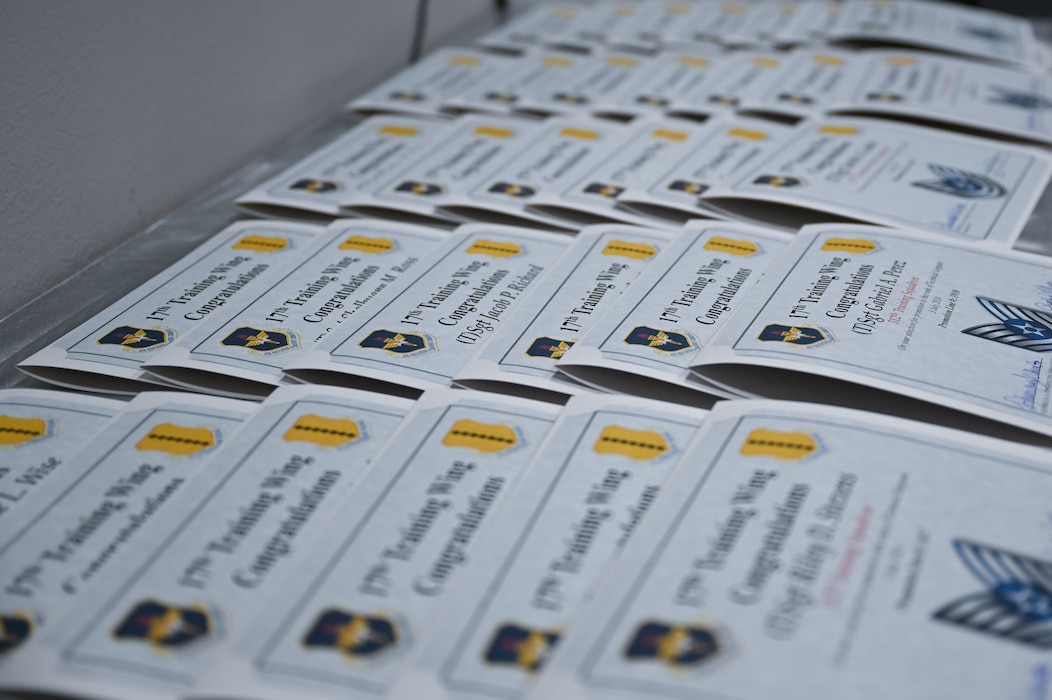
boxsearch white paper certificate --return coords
[1,386,412,700]
[285,225,570,393]
[556,222,792,404]
[0,392,253,670]
[532,398,1052,700]
[693,224,1052,438]
[18,220,323,394]
[190,389,560,700]
[142,220,445,399]
[455,225,673,400]
[0,389,124,522]
[701,117,1052,244]
[389,394,707,700]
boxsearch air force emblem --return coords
[526,337,574,359]
[777,93,814,105]
[289,179,339,194]
[98,326,174,352]
[911,164,1006,199]
[489,182,537,198]
[635,95,669,107]
[553,92,589,105]
[624,326,698,356]
[221,327,300,355]
[624,621,722,668]
[668,179,707,196]
[358,329,437,357]
[758,324,834,348]
[484,91,518,104]
[395,181,444,196]
[961,297,1052,353]
[753,175,803,188]
[583,182,625,199]
[389,90,425,102]
[112,600,214,650]
[303,609,401,660]
[484,624,560,672]
[933,539,1052,649]
[0,613,33,656]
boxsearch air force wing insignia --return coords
[483,623,561,672]
[583,182,625,199]
[0,415,52,446]
[624,326,698,356]
[0,613,33,656]
[961,297,1052,353]
[302,609,401,660]
[112,600,214,650]
[98,326,174,352]
[290,179,339,194]
[594,425,672,461]
[988,87,1052,110]
[488,182,537,198]
[777,93,815,105]
[388,90,426,102]
[932,539,1052,649]
[758,324,835,348]
[753,175,804,188]
[635,95,670,107]
[395,181,444,196]
[526,337,574,359]
[442,419,521,453]
[484,91,518,104]
[553,92,589,105]
[740,428,820,461]
[865,92,903,102]
[668,179,707,196]
[911,164,1006,199]
[221,327,300,355]
[358,329,437,357]
[284,414,363,448]
[624,620,722,669]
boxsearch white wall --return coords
[0,0,494,320]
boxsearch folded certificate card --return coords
[692,224,1052,440]
[1,386,412,700]
[455,225,673,400]
[688,1,790,48]
[0,392,253,669]
[141,220,445,399]
[557,222,792,404]
[438,117,631,230]
[829,50,1052,146]
[473,4,596,54]
[700,117,1052,244]
[191,389,560,700]
[343,116,548,227]
[616,117,796,223]
[526,119,713,228]
[236,115,452,220]
[772,0,843,46]
[591,48,728,120]
[388,394,707,700]
[19,220,323,394]
[285,224,570,394]
[512,51,657,119]
[347,47,523,118]
[827,0,1042,70]
[667,51,795,119]
[532,398,1052,700]
[739,49,856,121]
[0,389,123,522]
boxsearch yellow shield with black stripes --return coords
[232,235,290,253]
[443,419,520,453]
[284,414,363,448]
[739,429,818,461]
[594,425,670,460]
[136,423,217,456]
[703,237,760,257]
[603,240,658,260]
[339,235,397,254]
[0,415,49,446]
[820,238,880,254]
[466,240,523,258]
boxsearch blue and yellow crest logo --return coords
[98,326,174,352]
[221,327,299,355]
[988,87,1052,110]
[0,613,33,656]
[388,90,425,102]
[758,324,834,348]
[484,623,561,672]
[753,175,803,188]
[777,93,814,105]
[624,326,697,355]
[489,182,537,198]
[635,95,669,107]
[484,91,518,103]
[395,181,444,196]
[526,337,574,359]
[583,182,625,199]
[290,179,339,194]
[553,92,589,104]
[359,329,436,356]
[707,94,739,107]
[303,609,400,659]
[624,620,722,668]
[911,164,1006,199]
[112,600,213,650]
[669,179,707,196]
